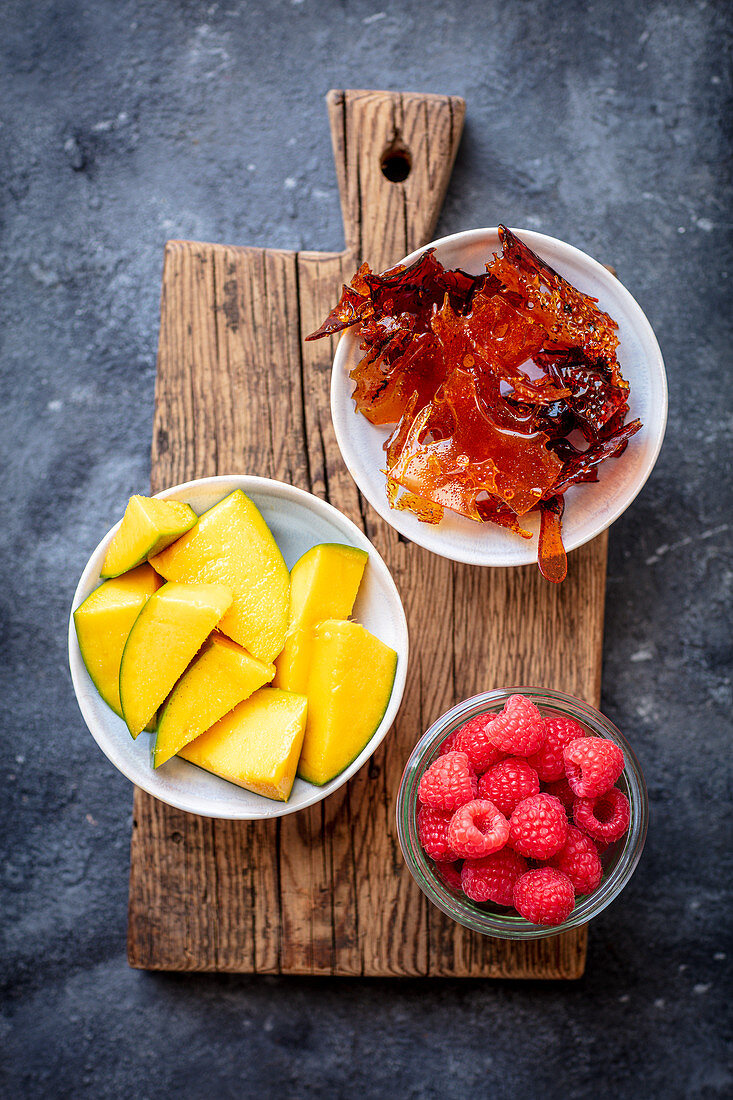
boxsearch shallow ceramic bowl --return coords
[331,227,668,566]
[69,475,408,819]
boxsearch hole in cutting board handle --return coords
[381,142,411,183]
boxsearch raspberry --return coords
[438,729,461,755]
[550,825,603,895]
[564,736,624,798]
[541,777,575,809]
[450,714,505,772]
[488,694,546,757]
[447,799,509,859]
[417,806,459,862]
[513,867,575,926]
[527,715,587,782]
[461,849,528,905]
[509,793,568,860]
[573,787,630,843]
[478,758,540,816]
[434,860,463,893]
[418,751,477,813]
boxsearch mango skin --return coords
[74,563,161,716]
[180,687,308,802]
[101,495,196,578]
[153,634,275,767]
[119,580,232,738]
[150,490,290,664]
[274,543,368,694]
[297,619,397,786]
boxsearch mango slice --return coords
[119,581,232,738]
[297,620,398,786]
[101,495,197,578]
[180,687,308,802]
[153,634,275,767]
[74,563,161,716]
[273,543,368,694]
[150,490,290,663]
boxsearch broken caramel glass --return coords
[308,227,641,581]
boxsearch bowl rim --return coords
[330,225,668,566]
[396,686,648,939]
[68,473,409,820]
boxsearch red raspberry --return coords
[527,715,587,782]
[541,777,575,809]
[509,793,568,860]
[451,714,505,772]
[550,825,603,895]
[478,758,540,816]
[513,867,575,926]
[447,799,509,859]
[417,806,459,862]
[418,751,477,813]
[434,860,463,893]
[438,729,461,755]
[573,787,630,843]
[487,694,546,756]
[461,849,528,905]
[564,736,624,797]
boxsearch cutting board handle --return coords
[327,89,466,272]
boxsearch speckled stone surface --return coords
[2,1,731,1096]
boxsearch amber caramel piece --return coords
[488,226,621,369]
[389,369,562,518]
[538,498,568,583]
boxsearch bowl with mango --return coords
[69,475,408,819]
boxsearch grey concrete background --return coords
[2,0,731,1096]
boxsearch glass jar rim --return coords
[396,686,648,940]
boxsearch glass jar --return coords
[396,687,648,939]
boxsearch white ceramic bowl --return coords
[331,227,668,566]
[68,475,408,819]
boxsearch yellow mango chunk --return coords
[153,634,275,767]
[150,490,290,663]
[297,620,397,786]
[274,543,368,694]
[101,495,197,578]
[74,563,161,716]
[119,581,232,738]
[180,687,308,802]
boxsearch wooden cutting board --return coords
[128,89,605,978]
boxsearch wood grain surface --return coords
[128,89,605,978]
